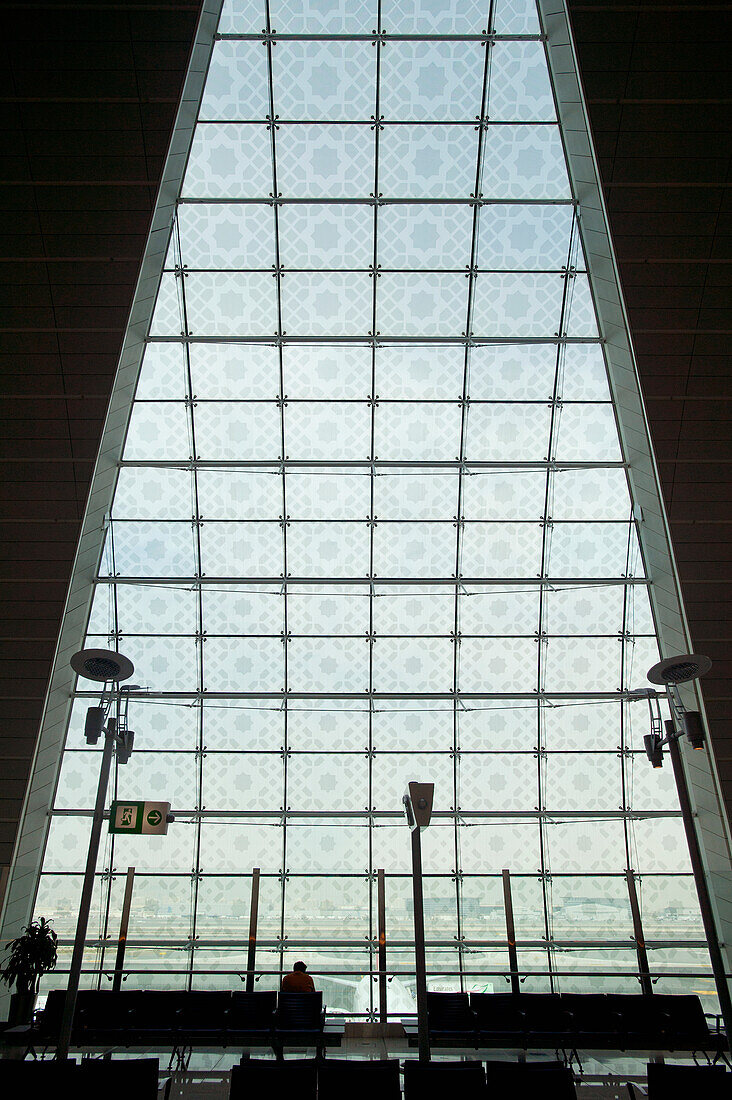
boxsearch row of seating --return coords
[419,992,725,1053]
[38,989,342,1049]
[1,1056,729,1100]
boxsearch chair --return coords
[646,1061,730,1099]
[176,990,231,1041]
[469,993,526,1046]
[318,1058,401,1100]
[426,992,478,1045]
[485,1060,577,1099]
[78,1057,160,1100]
[227,990,277,1042]
[516,993,568,1046]
[559,993,619,1047]
[403,1059,487,1100]
[230,1057,317,1100]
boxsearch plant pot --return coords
[8,991,36,1027]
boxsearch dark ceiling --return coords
[0,1,730,881]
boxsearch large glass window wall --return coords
[33,0,715,1017]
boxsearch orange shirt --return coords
[281,970,315,993]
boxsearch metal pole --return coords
[667,724,732,1053]
[502,869,521,995]
[377,868,387,1024]
[625,868,653,997]
[245,867,260,993]
[112,867,135,993]
[56,719,117,1060]
[410,828,430,1062]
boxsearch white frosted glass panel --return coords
[374,521,457,578]
[287,708,369,751]
[376,346,465,400]
[116,750,198,809]
[378,273,469,337]
[543,637,622,693]
[547,522,635,578]
[203,702,284,750]
[544,752,620,812]
[553,403,622,462]
[461,472,546,521]
[164,272,278,336]
[638,876,702,932]
[372,706,452,751]
[382,0,491,34]
[90,581,199,636]
[625,750,680,812]
[378,205,474,271]
[284,877,370,933]
[458,704,540,751]
[104,522,196,577]
[386,875,458,937]
[285,402,372,460]
[372,589,455,636]
[372,823,455,874]
[481,126,570,199]
[288,636,370,692]
[282,272,373,335]
[631,816,693,874]
[283,345,371,399]
[477,204,574,270]
[458,752,537,811]
[136,341,187,400]
[203,586,283,635]
[459,821,542,874]
[380,41,485,121]
[551,467,630,521]
[460,521,542,576]
[276,125,374,198]
[544,819,627,873]
[204,752,284,810]
[459,637,537,692]
[463,403,552,461]
[373,474,458,521]
[199,823,283,873]
[96,635,198,692]
[176,204,276,269]
[543,583,625,636]
[287,520,370,576]
[183,124,272,199]
[34,875,107,941]
[113,467,193,520]
[199,521,283,576]
[285,473,370,520]
[273,41,376,121]
[542,702,622,752]
[205,636,284,691]
[550,876,632,939]
[459,588,539,635]
[373,637,455,692]
[565,274,599,337]
[287,754,369,811]
[194,402,281,460]
[54,751,100,810]
[196,875,282,937]
[472,273,565,336]
[127,699,200,751]
[198,41,270,121]
[286,823,369,873]
[268,0,377,34]
[286,587,371,636]
[278,205,374,269]
[372,752,454,810]
[379,126,479,198]
[488,41,556,122]
[125,402,190,460]
[376,402,463,461]
[189,344,280,399]
[467,343,558,401]
[561,343,611,400]
[494,0,541,33]
[197,471,281,521]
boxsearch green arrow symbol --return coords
[146,809,162,826]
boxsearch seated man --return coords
[281,960,315,993]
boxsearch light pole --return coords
[403,781,434,1062]
[639,653,732,1055]
[56,648,135,1061]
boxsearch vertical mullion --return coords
[535,211,579,993]
[451,5,495,993]
[174,213,205,990]
[263,2,288,981]
[368,3,382,1021]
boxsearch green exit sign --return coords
[109,800,170,835]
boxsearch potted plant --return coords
[0,917,58,1025]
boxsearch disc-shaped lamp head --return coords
[70,648,134,683]
[647,653,711,686]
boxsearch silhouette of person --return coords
[281,960,315,993]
